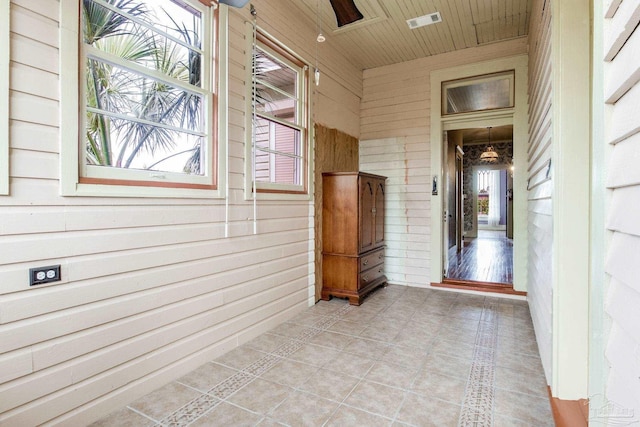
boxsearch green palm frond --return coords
[83,0,206,175]
[83,0,148,44]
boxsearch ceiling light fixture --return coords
[480,127,499,162]
[314,0,323,85]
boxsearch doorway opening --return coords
[443,126,514,286]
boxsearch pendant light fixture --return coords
[314,0,325,86]
[480,127,499,162]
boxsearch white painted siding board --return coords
[605,23,640,103]
[0,348,32,384]
[10,4,59,49]
[29,291,229,371]
[526,0,553,385]
[606,279,640,344]
[361,136,431,287]
[609,80,640,144]
[606,232,640,295]
[60,230,308,282]
[604,0,640,61]
[0,249,309,324]
[607,187,640,237]
[9,120,59,153]
[10,91,58,127]
[10,32,59,74]
[10,149,58,180]
[0,208,66,235]
[12,0,59,18]
[605,0,623,18]
[604,322,640,413]
[10,61,58,101]
[0,280,305,415]
[607,130,640,188]
[0,291,307,426]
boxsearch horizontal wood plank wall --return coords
[604,0,640,419]
[0,0,362,425]
[526,0,553,385]
[359,37,528,288]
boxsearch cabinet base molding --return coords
[320,277,387,305]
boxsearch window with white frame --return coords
[249,33,308,195]
[61,0,222,197]
[442,71,515,115]
[0,0,9,195]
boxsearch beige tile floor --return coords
[91,285,553,426]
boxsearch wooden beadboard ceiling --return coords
[294,0,532,70]
[461,125,513,145]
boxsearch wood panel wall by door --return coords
[314,124,359,301]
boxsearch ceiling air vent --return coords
[407,12,442,29]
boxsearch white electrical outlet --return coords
[29,265,61,286]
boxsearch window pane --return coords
[254,49,297,98]
[86,112,204,175]
[85,58,204,172]
[249,33,307,194]
[255,150,301,185]
[255,83,296,119]
[83,0,203,88]
[253,118,301,185]
[443,74,513,114]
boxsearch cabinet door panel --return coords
[359,179,375,253]
[374,180,385,246]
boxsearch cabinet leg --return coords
[348,296,361,306]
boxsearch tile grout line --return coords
[457,299,499,427]
[154,303,355,426]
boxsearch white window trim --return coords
[60,0,227,198]
[0,0,9,195]
[244,26,312,201]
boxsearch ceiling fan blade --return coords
[329,0,364,27]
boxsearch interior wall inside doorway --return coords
[446,131,464,250]
[456,127,514,238]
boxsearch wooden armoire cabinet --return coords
[321,172,387,305]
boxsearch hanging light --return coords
[314,0,324,86]
[480,127,499,162]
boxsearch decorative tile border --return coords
[157,303,354,426]
[458,300,499,426]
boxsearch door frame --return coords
[430,55,529,292]
[455,148,464,251]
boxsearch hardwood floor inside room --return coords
[446,230,513,284]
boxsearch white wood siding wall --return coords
[359,38,528,287]
[603,0,640,416]
[526,0,553,384]
[0,0,361,425]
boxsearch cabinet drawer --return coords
[359,265,385,288]
[360,249,384,271]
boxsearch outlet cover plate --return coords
[29,265,61,286]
